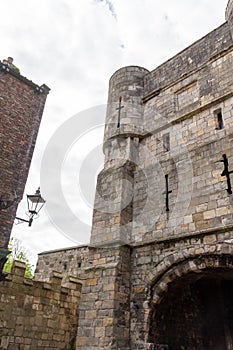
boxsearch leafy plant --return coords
[3,237,34,278]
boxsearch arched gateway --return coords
[147,251,233,349]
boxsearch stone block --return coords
[0,336,10,349]
[203,234,217,244]
[11,261,26,277]
[203,209,216,219]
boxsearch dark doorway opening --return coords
[149,271,233,350]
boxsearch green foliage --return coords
[3,237,34,278]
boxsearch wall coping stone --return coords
[38,244,89,256]
[144,23,233,97]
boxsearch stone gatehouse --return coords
[2,1,233,349]
[35,1,233,349]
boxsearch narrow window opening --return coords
[163,133,170,152]
[215,109,224,130]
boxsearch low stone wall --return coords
[35,245,89,283]
[0,260,82,350]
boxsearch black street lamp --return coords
[16,188,45,226]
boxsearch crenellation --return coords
[144,23,233,98]
[0,260,82,349]
[34,245,89,283]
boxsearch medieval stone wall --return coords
[76,245,131,350]
[91,19,233,249]
[76,4,233,349]
[143,23,232,97]
[0,260,82,350]
[132,50,233,242]
[35,245,89,283]
[29,3,233,349]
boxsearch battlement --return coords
[0,260,82,349]
[6,259,82,289]
[35,245,89,282]
[144,22,233,100]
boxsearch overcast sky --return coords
[1,0,228,265]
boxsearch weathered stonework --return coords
[37,1,233,349]
[0,260,82,350]
[35,245,89,283]
[77,3,233,348]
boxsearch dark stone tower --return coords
[0,58,49,273]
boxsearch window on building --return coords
[215,109,224,130]
[163,133,170,152]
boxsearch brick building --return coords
[0,58,49,274]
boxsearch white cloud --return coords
[95,0,117,19]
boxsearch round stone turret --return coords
[103,65,149,155]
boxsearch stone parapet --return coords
[35,245,89,283]
[143,23,233,98]
[0,260,82,350]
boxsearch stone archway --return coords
[147,254,233,350]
